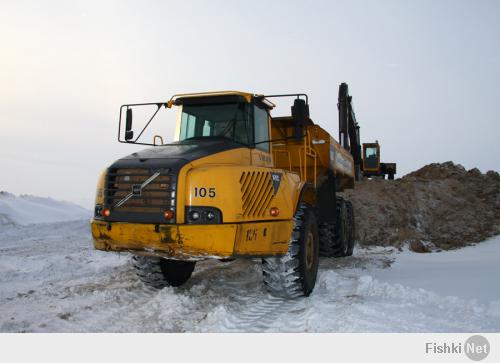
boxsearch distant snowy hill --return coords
[0,191,91,226]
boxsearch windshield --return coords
[364,146,379,169]
[179,102,253,145]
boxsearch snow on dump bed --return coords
[0,220,498,332]
[0,191,90,226]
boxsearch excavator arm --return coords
[338,83,362,180]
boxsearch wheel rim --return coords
[305,231,314,269]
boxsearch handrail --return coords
[298,131,317,187]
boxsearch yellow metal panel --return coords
[171,145,302,223]
[185,166,243,220]
[183,165,300,223]
[91,220,237,258]
[91,219,292,259]
[169,91,255,104]
[251,148,274,167]
[331,141,355,178]
[234,220,293,255]
[175,148,252,223]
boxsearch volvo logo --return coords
[132,184,142,196]
[270,172,282,195]
[115,171,161,207]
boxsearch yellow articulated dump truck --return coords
[91,84,361,297]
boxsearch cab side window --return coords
[254,106,269,152]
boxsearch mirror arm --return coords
[132,104,162,143]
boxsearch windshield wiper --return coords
[181,135,249,147]
[181,136,209,141]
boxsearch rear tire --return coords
[333,197,355,257]
[132,256,195,289]
[345,201,355,256]
[334,197,348,256]
[319,197,356,257]
[319,223,337,257]
[262,203,319,298]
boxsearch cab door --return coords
[363,143,380,172]
[251,105,273,167]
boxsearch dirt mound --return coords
[344,162,500,250]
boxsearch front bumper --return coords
[91,219,293,260]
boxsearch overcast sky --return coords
[1,0,499,208]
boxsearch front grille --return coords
[239,171,275,218]
[105,167,176,222]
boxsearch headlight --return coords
[185,207,222,224]
[190,211,201,221]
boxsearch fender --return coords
[294,182,314,213]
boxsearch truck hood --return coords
[109,139,246,170]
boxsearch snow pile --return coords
[344,162,500,249]
[0,191,90,226]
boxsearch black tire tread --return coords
[319,223,340,257]
[345,200,355,256]
[132,256,195,289]
[132,256,170,289]
[262,202,318,298]
[318,196,356,258]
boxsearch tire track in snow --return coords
[219,294,296,332]
[6,221,498,332]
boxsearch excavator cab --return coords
[362,141,396,180]
[362,142,380,171]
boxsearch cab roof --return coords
[168,91,275,110]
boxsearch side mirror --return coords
[125,108,134,141]
[291,98,309,140]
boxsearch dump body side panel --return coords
[271,119,355,192]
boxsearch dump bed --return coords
[270,117,355,191]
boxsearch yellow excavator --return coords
[91,83,372,297]
[362,142,397,180]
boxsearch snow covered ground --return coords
[1,219,499,332]
[0,192,90,226]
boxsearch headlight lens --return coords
[185,207,222,224]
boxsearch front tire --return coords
[132,256,196,289]
[262,203,319,298]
